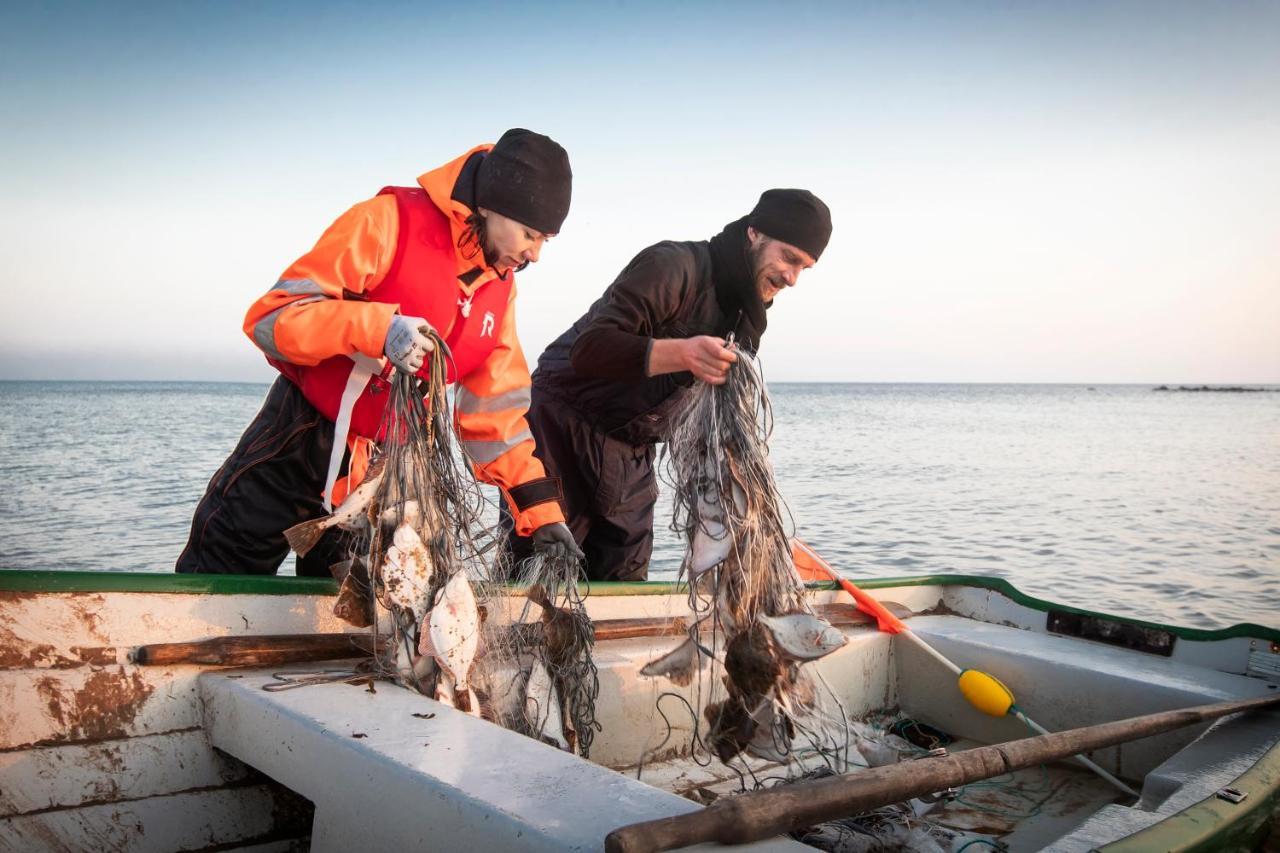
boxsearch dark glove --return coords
[531,522,584,561]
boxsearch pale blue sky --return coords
[2,1,1277,382]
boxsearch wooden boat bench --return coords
[199,666,809,852]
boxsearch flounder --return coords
[421,570,480,695]
[757,612,847,661]
[283,457,386,556]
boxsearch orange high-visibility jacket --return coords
[243,145,564,536]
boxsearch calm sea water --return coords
[1,381,1276,629]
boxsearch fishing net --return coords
[476,552,602,757]
[360,339,496,711]
[788,781,961,853]
[296,334,598,754]
[640,347,852,783]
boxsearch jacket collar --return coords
[417,144,510,296]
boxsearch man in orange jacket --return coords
[176,129,581,575]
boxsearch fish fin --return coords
[526,582,551,610]
[640,638,700,687]
[418,616,434,658]
[283,517,328,557]
[333,575,373,628]
[329,559,353,583]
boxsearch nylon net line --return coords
[360,341,495,711]
[285,335,598,756]
[475,551,602,758]
[638,348,853,786]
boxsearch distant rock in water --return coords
[1152,384,1273,393]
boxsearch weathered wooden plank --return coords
[130,618,691,669]
[131,633,381,666]
[0,666,201,750]
[0,784,311,853]
[0,730,249,817]
[595,617,689,641]
[0,590,360,670]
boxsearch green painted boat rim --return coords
[1,569,1275,642]
[1098,734,1280,853]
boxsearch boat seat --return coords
[1039,707,1279,852]
[199,666,807,852]
[1136,706,1280,810]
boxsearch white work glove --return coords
[384,315,435,374]
[532,522,584,561]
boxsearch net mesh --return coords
[641,348,852,783]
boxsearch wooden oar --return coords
[791,539,1137,795]
[130,616,689,667]
[129,633,384,666]
[605,691,1280,853]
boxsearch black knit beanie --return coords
[474,129,572,235]
[748,189,832,260]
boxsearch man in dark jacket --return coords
[509,189,832,580]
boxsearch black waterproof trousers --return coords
[175,377,352,576]
[507,394,656,581]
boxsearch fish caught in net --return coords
[640,346,851,778]
[360,338,495,712]
[476,551,602,757]
[284,334,598,755]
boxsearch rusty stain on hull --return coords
[0,634,60,669]
[0,627,118,669]
[1,590,117,670]
[34,668,156,744]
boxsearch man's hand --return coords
[384,315,435,374]
[532,521,584,561]
[681,336,737,385]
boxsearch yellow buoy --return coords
[958,669,1015,717]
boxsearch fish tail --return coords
[283,517,329,557]
[456,687,482,717]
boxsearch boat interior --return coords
[3,575,1276,852]
[199,583,1279,851]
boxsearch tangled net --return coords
[641,347,852,782]
[293,335,598,755]
[340,341,497,710]
[478,552,602,757]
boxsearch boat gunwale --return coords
[2,569,1275,643]
[1097,734,1280,853]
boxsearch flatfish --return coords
[421,570,481,715]
[283,457,386,556]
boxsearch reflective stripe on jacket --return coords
[242,146,564,535]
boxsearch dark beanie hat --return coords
[474,128,572,235]
[748,188,832,260]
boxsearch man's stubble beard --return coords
[748,240,770,297]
